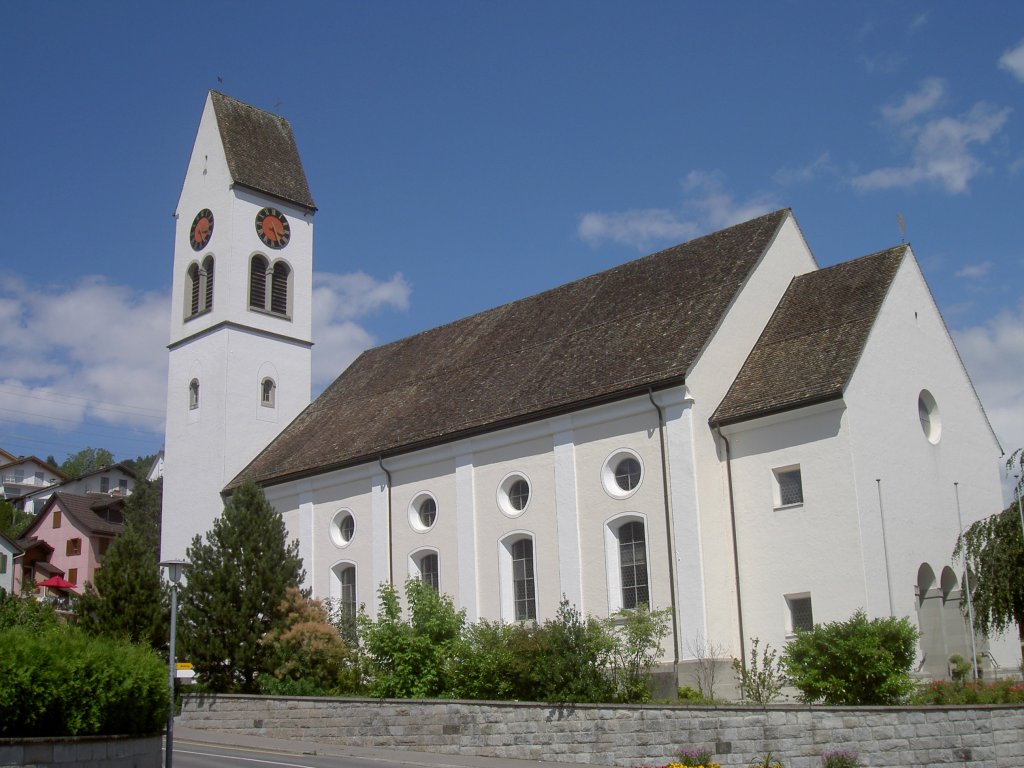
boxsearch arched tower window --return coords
[188,379,200,410]
[260,377,276,408]
[249,255,291,317]
[249,255,268,310]
[187,264,201,317]
[202,255,215,311]
[270,262,291,316]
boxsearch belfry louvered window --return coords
[270,262,290,315]
[202,255,215,311]
[249,255,268,310]
[187,264,201,317]
[619,521,649,609]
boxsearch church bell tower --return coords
[161,92,315,561]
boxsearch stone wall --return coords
[0,734,161,768]
[178,695,1024,768]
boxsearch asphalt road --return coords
[171,727,575,768]
[173,741,407,768]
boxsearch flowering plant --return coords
[822,750,862,768]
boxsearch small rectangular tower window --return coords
[773,465,803,507]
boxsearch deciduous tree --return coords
[179,480,304,693]
[954,500,1024,651]
[59,447,114,478]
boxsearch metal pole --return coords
[954,482,979,681]
[167,582,177,768]
[876,479,895,617]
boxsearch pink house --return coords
[14,492,125,597]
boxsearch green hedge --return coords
[0,626,168,737]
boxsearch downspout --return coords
[377,456,394,587]
[647,388,681,674]
[715,425,746,671]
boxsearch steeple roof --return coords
[209,91,316,211]
[230,209,791,489]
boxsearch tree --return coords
[60,447,114,478]
[783,610,918,705]
[78,479,166,647]
[179,480,304,693]
[0,499,32,541]
[529,599,617,703]
[954,500,1024,650]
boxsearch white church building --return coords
[162,92,1019,683]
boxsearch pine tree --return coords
[78,480,167,648]
[179,480,305,693]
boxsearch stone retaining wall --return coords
[178,695,1024,768]
[0,734,161,768]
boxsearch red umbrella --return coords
[37,576,75,590]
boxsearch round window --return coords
[330,511,355,547]
[918,389,941,444]
[409,493,438,532]
[602,449,643,498]
[497,473,531,517]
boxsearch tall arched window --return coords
[339,566,356,618]
[511,538,536,621]
[188,379,200,410]
[418,552,439,592]
[249,255,268,310]
[270,261,290,315]
[618,521,649,609]
[187,264,201,317]
[202,255,215,311]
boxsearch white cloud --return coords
[774,152,837,186]
[954,303,1024,497]
[311,271,411,391]
[908,11,930,32]
[880,78,945,124]
[578,209,697,250]
[578,172,777,250]
[955,261,993,279]
[854,89,1010,193]
[0,269,410,446]
[998,37,1024,83]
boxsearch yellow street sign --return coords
[176,662,193,670]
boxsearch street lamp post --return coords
[160,559,188,768]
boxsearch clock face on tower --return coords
[189,209,214,251]
[255,207,291,249]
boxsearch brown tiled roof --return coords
[50,493,125,537]
[210,91,316,211]
[232,209,791,489]
[711,245,906,427]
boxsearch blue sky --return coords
[1,3,1022,491]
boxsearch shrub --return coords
[260,588,360,695]
[611,604,671,703]
[676,747,717,766]
[529,599,617,703]
[732,637,787,705]
[909,679,1024,705]
[359,579,466,698]
[783,610,918,705]
[0,625,167,737]
[822,750,862,768]
[454,619,537,700]
[0,589,62,632]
